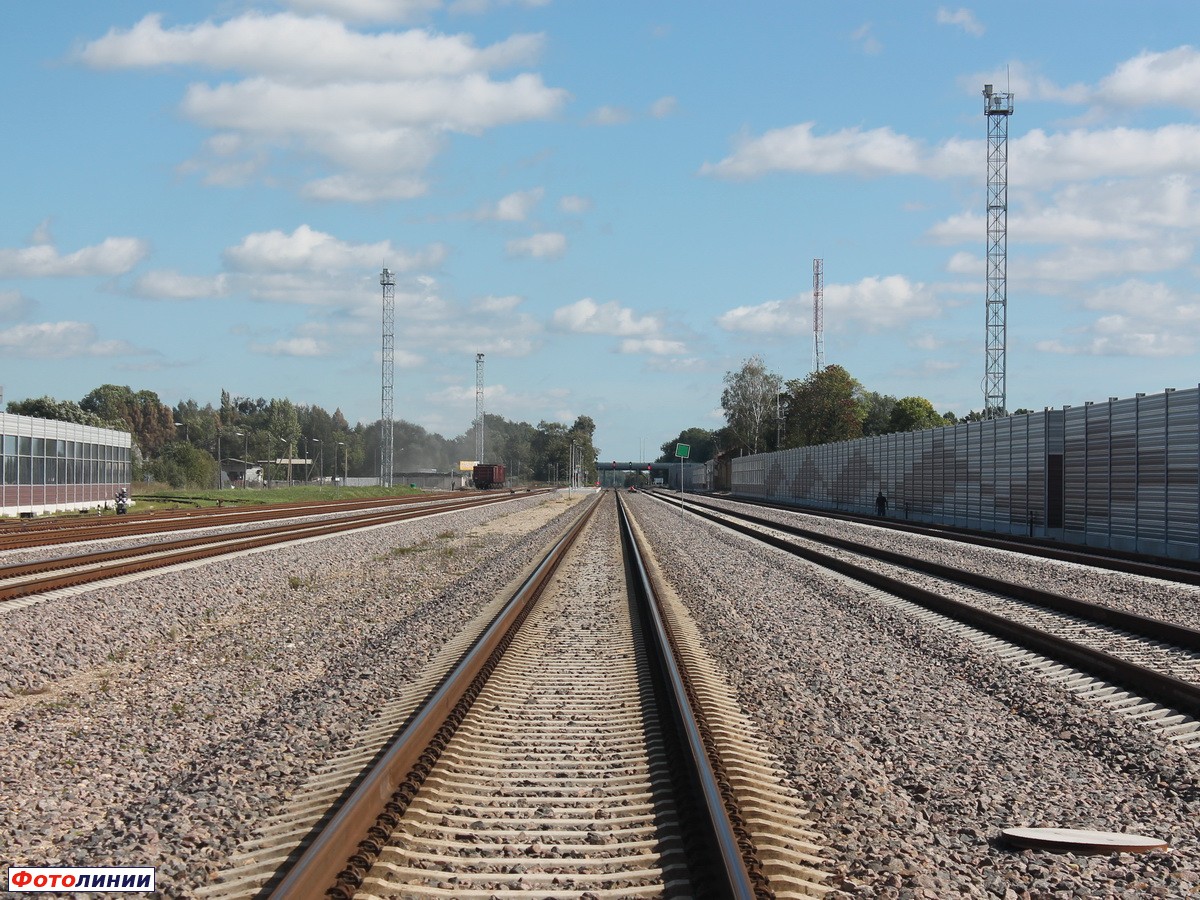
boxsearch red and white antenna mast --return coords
[812,258,824,373]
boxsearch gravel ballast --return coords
[0,492,589,896]
[628,493,1200,899]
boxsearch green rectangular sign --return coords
[675,442,690,459]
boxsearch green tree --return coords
[721,355,783,455]
[81,384,175,455]
[6,396,110,427]
[783,364,864,447]
[888,396,946,433]
[858,391,897,437]
[657,428,717,463]
[150,442,217,488]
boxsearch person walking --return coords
[875,490,888,516]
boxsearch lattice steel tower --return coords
[983,83,1014,419]
[812,258,825,373]
[380,267,395,487]
[475,352,485,462]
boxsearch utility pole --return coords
[475,352,485,462]
[983,84,1014,419]
[380,267,395,486]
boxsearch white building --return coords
[1,413,133,517]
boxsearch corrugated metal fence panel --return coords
[1166,389,1199,549]
[1109,399,1138,541]
[729,392,1193,558]
[1137,393,1168,547]
[1026,413,1047,526]
[1063,407,1088,533]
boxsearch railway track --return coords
[710,492,1200,586]
[0,493,531,607]
[200,491,831,899]
[0,492,516,553]
[649,492,1200,749]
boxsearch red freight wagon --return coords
[472,463,506,489]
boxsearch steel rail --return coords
[0,493,527,603]
[651,492,1200,722]
[668,494,1200,653]
[706,492,1200,585]
[616,493,765,899]
[0,492,519,552]
[266,492,602,900]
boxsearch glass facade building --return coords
[0,413,133,517]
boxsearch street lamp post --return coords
[174,422,189,442]
[336,441,346,490]
[279,437,292,487]
[310,438,321,483]
[241,430,250,488]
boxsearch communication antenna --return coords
[475,352,485,462]
[380,267,395,487]
[812,258,825,373]
[983,83,1014,418]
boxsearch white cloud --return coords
[302,173,429,202]
[0,322,135,358]
[506,231,566,259]
[587,105,631,126]
[931,175,1200,246]
[471,294,523,312]
[552,298,659,336]
[0,290,34,321]
[649,96,677,118]
[717,297,806,335]
[618,337,687,355]
[718,275,941,334]
[1010,125,1200,187]
[284,0,443,22]
[559,194,591,214]
[0,237,148,278]
[224,225,447,273]
[701,123,923,179]
[704,119,1200,186]
[182,74,564,135]
[1098,46,1200,111]
[946,251,980,275]
[132,271,230,300]
[851,22,881,55]
[81,13,542,81]
[28,219,53,246]
[250,336,329,356]
[475,188,543,221]
[79,13,566,202]
[936,7,984,37]
[1024,240,1192,283]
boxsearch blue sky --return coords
[3,2,1200,460]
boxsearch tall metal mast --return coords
[812,258,824,373]
[380,267,395,487]
[475,352,485,462]
[983,83,1013,419]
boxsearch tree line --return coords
[656,356,1032,464]
[6,385,599,489]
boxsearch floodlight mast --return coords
[983,83,1013,419]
